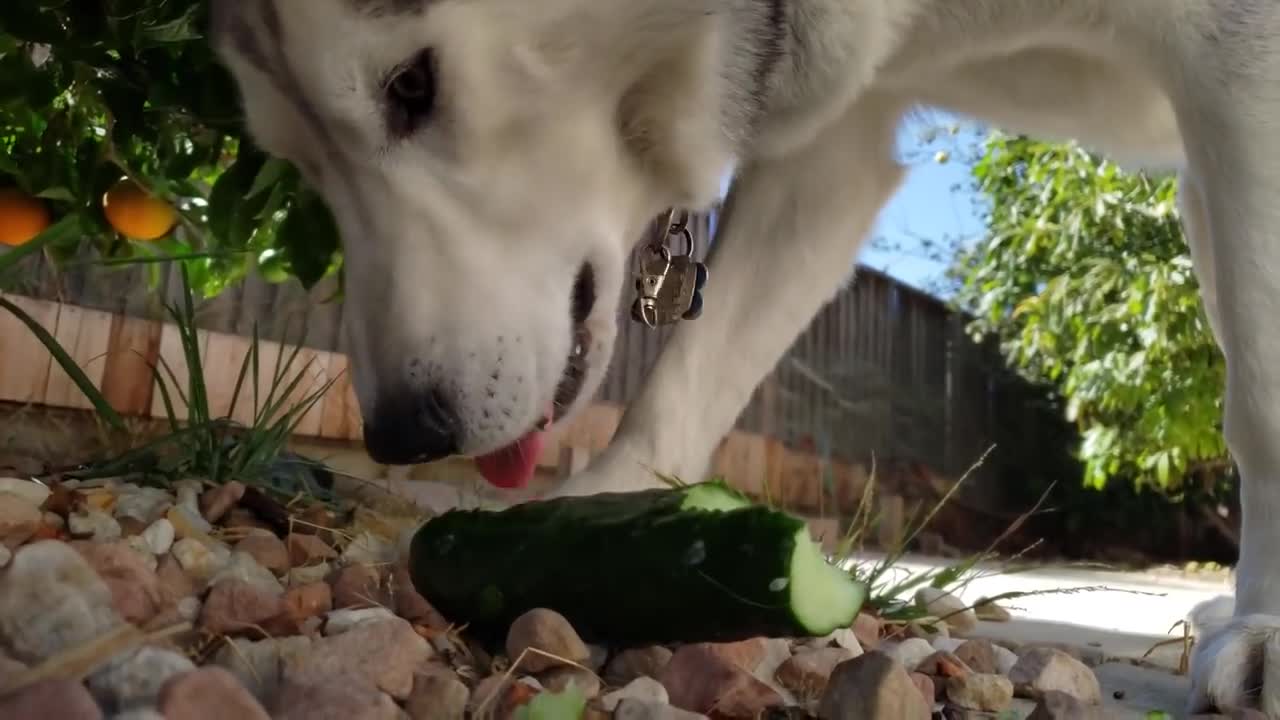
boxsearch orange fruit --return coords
[0,187,52,247]
[102,178,178,241]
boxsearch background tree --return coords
[951,132,1230,492]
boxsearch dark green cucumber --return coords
[407,481,866,646]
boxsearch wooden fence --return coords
[0,212,1053,513]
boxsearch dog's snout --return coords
[363,386,461,465]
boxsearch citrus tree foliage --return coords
[0,1,340,296]
[952,133,1228,490]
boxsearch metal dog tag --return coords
[630,246,709,327]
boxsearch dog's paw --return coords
[1189,612,1280,716]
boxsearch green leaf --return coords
[276,190,341,290]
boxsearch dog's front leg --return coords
[551,95,907,497]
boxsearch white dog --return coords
[210,0,1280,713]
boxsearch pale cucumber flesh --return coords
[788,528,867,635]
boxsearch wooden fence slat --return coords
[100,315,161,416]
[0,293,59,405]
[43,304,113,411]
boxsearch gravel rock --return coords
[0,540,122,663]
[947,673,1014,711]
[167,505,214,540]
[0,492,45,548]
[704,637,769,672]
[615,699,710,720]
[0,478,51,507]
[804,628,863,654]
[283,617,431,700]
[288,561,332,586]
[818,651,932,720]
[405,668,469,720]
[993,644,1019,674]
[341,531,396,566]
[1026,689,1105,719]
[235,534,290,576]
[87,645,196,712]
[952,640,999,673]
[917,650,972,679]
[775,647,858,697]
[660,642,785,718]
[390,565,447,628]
[213,635,313,703]
[170,537,230,585]
[506,608,589,673]
[909,672,936,705]
[605,646,674,686]
[287,533,337,567]
[883,638,935,671]
[199,481,245,523]
[209,551,285,596]
[273,582,332,632]
[0,677,104,720]
[156,552,197,600]
[602,677,670,711]
[331,563,388,609]
[72,540,168,625]
[200,578,285,637]
[1009,648,1102,704]
[112,710,166,720]
[141,518,175,556]
[0,544,11,568]
[114,487,172,525]
[274,679,407,720]
[915,587,978,635]
[852,612,883,650]
[158,665,270,720]
[69,507,123,541]
[325,606,399,635]
[540,666,601,697]
[974,597,1013,622]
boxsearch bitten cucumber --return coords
[408,481,866,646]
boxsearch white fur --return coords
[212,0,1280,712]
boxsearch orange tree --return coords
[0,1,340,295]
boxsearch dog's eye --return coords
[386,49,436,137]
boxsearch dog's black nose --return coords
[362,387,461,465]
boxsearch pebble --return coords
[275,680,408,720]
[123,536,159,571]
[602,677,671,711]
[69,507,123,541]
[209,551,285,596]
[341,530,396,566]
[775,647,858,697]
[805,628,863,654]
[86,646,196,712]
[177,596,202,621]
[72,540,167,625]
[0,540,122,663]
[199,481,245,523]
[235,534,290,575]
[615,699,710,720]
[915,587,978,635]
[947,673,1014,711]
[605,646,675,687]
[852,613,883,650]
[405,668,470,720]
[540,666,601,698]
[1008,648,1102,704]
[282,617,432,700]
[200,578,285,637]
[325,606,400,635]
[390,565,447,628]
[909,672,936,706]
[167,505,214,540]
[506,608,590,673]
[213,635,313,703]
[156,552,198,600]
[0,478,51,507]
[174,479,203,515]
[0,544,11,568]
[112,710,166,720]
[114,487,172,525]
[818,651,932,720]
[660,642,784,718]
[272,582,333,633]
[1027,689,1105,719]
[884,638,935,671]
[331,563,389,609]
[171,537,231,585]
[974,596,1013,622]
[158,665,271,720]
[141,518,175,555]
[0,677,104,720]
[0,492,44,548]
[288,561,332,586]
[287,533,337,567]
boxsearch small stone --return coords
[86,646,196,712]
[271,582,332,633]
[1027,689,1105,719]
[123,536,159,571]
[113,487,172,525]
[341,530,396,566]
[406,668,470,720]
[156,552,198,600]
[167,505,214,541]
[602,677,670,711]
[296,505,339,543]
[818,652,932,720]
[852,612,883,650]
[915,587,977,635]
[953,639,999,673]
[615,699,709,720]
[775,647,858,697]
[0,492,45,548]
[287,533,336,567]
[158,665,270,720]
[390,565,447,627]
[947,673,1014,712]
[209,551,285,596]
[288,561,332,586]
[1008,648,1102,704]
[72,540,168,625]
[605,646,674,686]
[883,638,935,671]
[175,479,203,514]
[909,673,936,706]
[274,679,405,720]
[235,534,290,575]
[224,507,274,534]
[506,608,589,673]
[118,516,148,538]
[0,678,104,720]
[331,563,389,609]
[540,666,600,698]
[993,644,1019,674]
[0,478,51,507]
[213,635,313,703]
[0,544,11,568]
[200,578,285,637]
[111,710,165,720]
[170,537,231,585]
[325,606,400,635]
[804,628,863,654]
[177,596,201,621]
[200,481,245,523]
[974,596,1013,622]
[69,507,122,541]
[282,617,431,700]
[141,518,175,555]
[660,643,784,718]
[917,650,972,679]
[0,540,122,663]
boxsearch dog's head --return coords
[209,0,732,485]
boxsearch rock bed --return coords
[0,474,1212,719]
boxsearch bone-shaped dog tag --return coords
[630,249,709,327]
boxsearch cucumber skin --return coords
[408,486,827,646]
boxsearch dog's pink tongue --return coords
[474,409,551,489]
